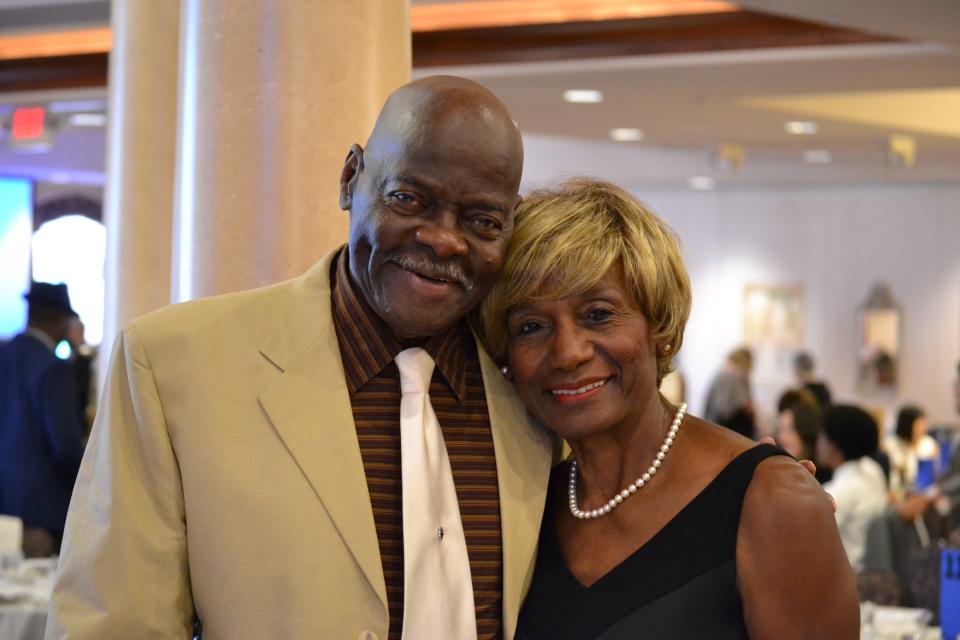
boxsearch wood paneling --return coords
[413,11,897,67]
[0,11,896,93]
[0,53,108,93]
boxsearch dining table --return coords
[0,556,55,640]
[861,602,944,639]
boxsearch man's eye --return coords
[469,215,504,237]
[474,216,501,230]
[390,192,418,205]
[386,191,424,213]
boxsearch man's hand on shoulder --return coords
[757,435,836,513]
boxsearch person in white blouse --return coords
[883,405,940,498]
[817,405,889,572]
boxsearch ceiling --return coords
[737,0,960,49]
[413,0,960,190]
[421,40,960,190]
[1,0,958,191]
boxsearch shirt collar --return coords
[23,327,57,352]
[331,247,471,402]
[832,456,880,482]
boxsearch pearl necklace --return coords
[568,402,687,520]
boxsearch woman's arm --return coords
[737,457,859,640]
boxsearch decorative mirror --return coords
[857,284,901,394]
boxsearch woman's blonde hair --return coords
[479,178,691,384]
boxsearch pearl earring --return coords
[663,344,672,353]
[500,365,511,379]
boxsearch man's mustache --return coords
[389,254,475,291]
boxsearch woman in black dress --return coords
[480,179,858,639]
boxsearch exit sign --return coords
[11,107,46,141]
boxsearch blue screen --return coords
[0,176,33,340]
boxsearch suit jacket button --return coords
[358,632,377,640]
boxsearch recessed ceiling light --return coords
[563,89,604,104]
[688,176,715,191]
[785,121,818,135]
[609,128,644,142]
[67,113,107,127]
[803,150,832,164]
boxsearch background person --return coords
[793,351,832,409]
[888,365,960,530]
[481,179,857,639]
[65,317,96,436]
[704,347,756,439]
[0,282,86,558]
[884,404,940,498]
[776,388,830,483]
[817,404,888,572]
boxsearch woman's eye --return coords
[587,308,614,323]
[516,320,542,336]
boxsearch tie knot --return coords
[395,347,436,395]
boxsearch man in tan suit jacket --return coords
[47,77,554,639]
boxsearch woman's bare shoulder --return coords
[736,453,859,639]
[681,414,756,460]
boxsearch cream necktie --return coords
[395,347,477,640]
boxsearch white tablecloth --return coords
[0,601,47,640]
[0,557,54,640]
[861,603,942,639]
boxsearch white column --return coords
[172,0,411,301]
[101,0,180,383]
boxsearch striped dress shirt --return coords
[330,249,503,640]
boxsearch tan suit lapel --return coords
[258,250,387,609]
[256,250,553,628]
[480,346,554,640]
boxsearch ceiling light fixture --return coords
[785,121,818,135]
[887,134,916,168]
[609,128,643,142]
[713,143,745,172]
[67,113,107,127]
[688,176,715,191]
[563,89,603,104]
[803,150,832,164]
[410,0,740,32]
[49,172,73,184]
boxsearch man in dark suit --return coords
[0,282,86,557]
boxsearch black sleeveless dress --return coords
[516,444,788,640]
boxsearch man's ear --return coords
[339,144,364,211]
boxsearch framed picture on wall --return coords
[744,284,805,433]
[744,284,805,352]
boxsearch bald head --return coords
[338,76,526,339]
[364,76,523,184]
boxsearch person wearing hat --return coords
[0,281,86,557]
